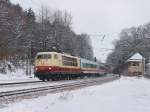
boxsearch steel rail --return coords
[0,81,42,86]
[0,77,98,86]
[0,79,80,87]
[0,75,112,87]
[0,78,93,88]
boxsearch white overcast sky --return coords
[11,0,150,62]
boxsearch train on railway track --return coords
[34,52,108,81]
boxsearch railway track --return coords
[0,80,42,87]
[0,78,95,88]
[0,76,119,97]
[0,75,119,107]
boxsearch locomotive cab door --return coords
[52,54,61,66]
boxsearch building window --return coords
[132,62,139,66]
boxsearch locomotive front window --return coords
[44,54,51,59]
[54,54,58,59]
[37,54,51,59]
[37,55,42,59]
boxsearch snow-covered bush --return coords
[0,59,26,74]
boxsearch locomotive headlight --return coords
[48,67,52,70]
[35,67,38,71]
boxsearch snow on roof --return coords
[127,59,142,62]
[129,53,143,60]
[127,53,144,62]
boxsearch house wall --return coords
[127,61,144,76]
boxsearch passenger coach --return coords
[80,58,99,76]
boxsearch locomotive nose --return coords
[35,67,38,71]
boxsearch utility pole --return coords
[25,8,35,77]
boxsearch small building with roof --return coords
[122,53,145,76]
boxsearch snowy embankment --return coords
[0,69,38,83]
[1,77,150,112]
[0,61,38,82]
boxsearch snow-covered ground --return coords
[0,69,38,83]
[1,77,150,112]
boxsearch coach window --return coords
[54,54,58,59]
